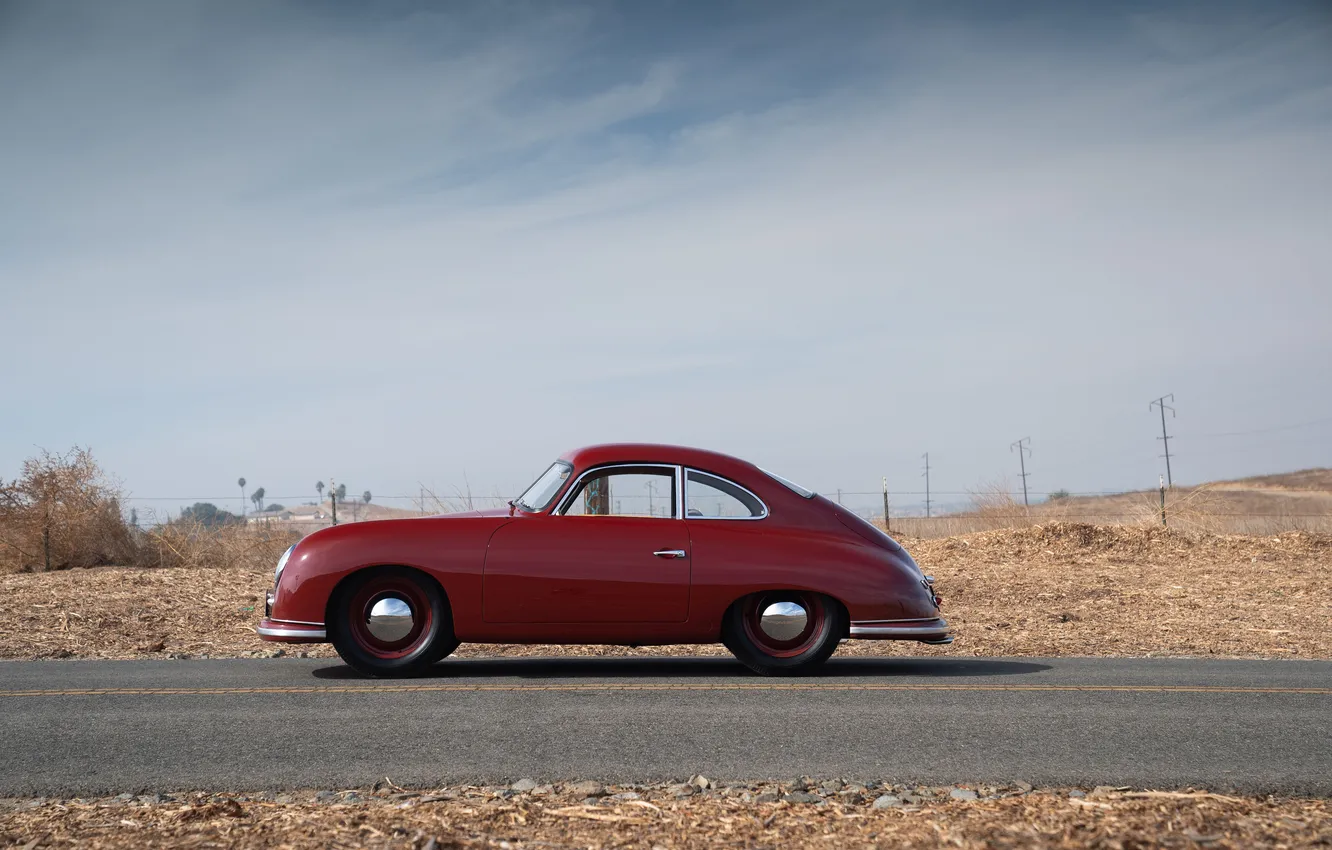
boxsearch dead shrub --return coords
[0,447,137,572]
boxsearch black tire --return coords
[722,591,846,676]
[328,567,459,677]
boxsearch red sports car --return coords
[258,444,951,676]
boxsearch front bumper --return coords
[848,617,952,644]
[256,618,327,642]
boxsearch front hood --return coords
[424,507,512,519]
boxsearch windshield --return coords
[759,467,816,498]
[514,461,573,512]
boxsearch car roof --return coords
[558,443,763,481]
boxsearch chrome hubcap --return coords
[759,601,807,641]
[366,595,414,642]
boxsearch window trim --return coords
[555,463,683,519]
[683,468,769,521]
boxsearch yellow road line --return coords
[0,683,1328,697]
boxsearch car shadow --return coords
[311,655,1052,681]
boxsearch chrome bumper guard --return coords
[256,619,327,642]
[848,617,952,644]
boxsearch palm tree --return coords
[362,490,372,505]
[316,481,325,503]
[252,487,265,514]
[238,477,247,518]
[336,483,347,502]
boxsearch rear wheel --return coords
[329,567,458,677]
[722,591,845,676]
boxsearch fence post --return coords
[1159,475,1167,527]
[882,477,890,534]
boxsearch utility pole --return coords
[644,480,656,517]
[921,453,931,518]
[329,477,338,526]
[1150,393,1176,488]
[1010,438,1032,508]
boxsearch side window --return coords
[685,470,766,519]
[561,467,677,518]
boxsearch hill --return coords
[891,468,1332,537]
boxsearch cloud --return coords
[1,1,1330,514]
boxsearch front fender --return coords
[268,516,505,627]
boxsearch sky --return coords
[2,0,1330,519]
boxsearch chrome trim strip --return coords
[682,467,769,521]
[256,625,327,640]
[758,466,816,498]
[555,463,682,518]
[270,617,325,627]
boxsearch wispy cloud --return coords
[2,1,1330,511]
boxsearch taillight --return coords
[921,578,941,609]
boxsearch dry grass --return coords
[1,783,1328,849]
[132,522,299,572]
[2,522,1328,662]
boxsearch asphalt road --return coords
[1,655,1329,797]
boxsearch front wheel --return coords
[722,591,846,676]
[329,567,458,677]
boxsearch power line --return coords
[1010,438,1031,507]
[1185,415,1332,440]
[1150,394,1176,488]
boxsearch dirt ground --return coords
[2,782,1328,850]
[2,523,1328,662]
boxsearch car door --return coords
[482,465,691,623]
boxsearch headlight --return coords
[274,545,295,586]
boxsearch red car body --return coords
[258,444,950,672]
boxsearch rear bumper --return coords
[848,617,952,644]
[256,618,327,642]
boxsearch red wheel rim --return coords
[346,576,434,660]
[741,592,826,658]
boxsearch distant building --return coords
[246,510,295,523]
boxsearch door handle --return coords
[653,549,687,559]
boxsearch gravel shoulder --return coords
[2,523,1328,661]
[2,782,1328,850]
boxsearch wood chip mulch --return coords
[2,522,1329,662]
[2,783,1329,850]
